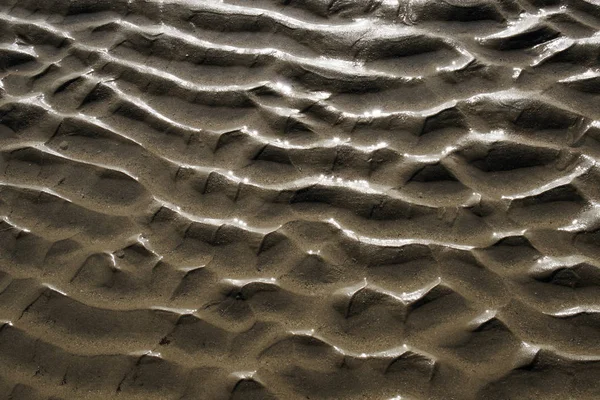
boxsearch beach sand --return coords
[0,0,600,399]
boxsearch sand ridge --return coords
[0,0,600,399]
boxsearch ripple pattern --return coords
[1,0,600,399]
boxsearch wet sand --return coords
[1,0,600,399]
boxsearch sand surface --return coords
[1,0,600,399]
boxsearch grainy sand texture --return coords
[0,0,600,399]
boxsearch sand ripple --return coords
[1,0,600,399]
